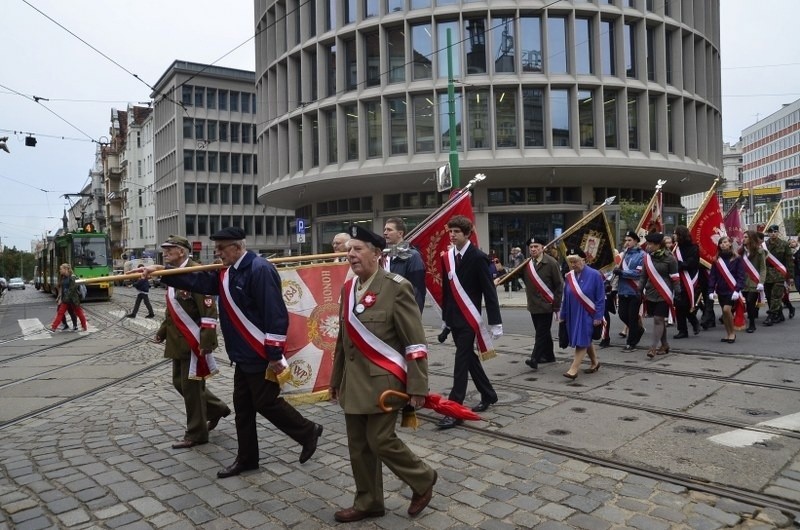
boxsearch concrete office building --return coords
[151,60,294,261]
[256,0,722,254]
[741,97,800,230]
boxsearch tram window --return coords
[73,238,107,266]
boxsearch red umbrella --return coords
[379,390,481,421]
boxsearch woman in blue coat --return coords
[559,248,605,380]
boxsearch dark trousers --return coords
[674,293,699,334]
[233,365,316,465]
[765,282,783,315]
[130,293,154,317]
[61,306,77,329]
[530,312,555,362]
[744,291,760,321]
[618,295,643,346]
[448,325,497,405]
[172,358,229,443]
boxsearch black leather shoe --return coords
[789,307,796,319]
[472,401,493,413]
[622,344,635,352]
[299,423,323,463]
[126,314,136,318]
[436,416,463,429]
[673,332,689,339]
[145,314,155,318]
[208,408,231,431]
[217,459,258,478]
[598,339,610,348]
[524,358,538,371]
[692,323,700,335]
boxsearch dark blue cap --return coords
[210,227,246,241]
[348,224,386,250]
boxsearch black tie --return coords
[456,253,462,268]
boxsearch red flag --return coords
[689,191,727,267]
[635,189,663,240]
[724,203,744,250]
[407,190,476,310]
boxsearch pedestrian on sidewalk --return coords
[49,264,87,332]
[155,235,231,450]
[518,236,563,371]
[437,215,502,429]
[330,225,437,523]
[141,227,323,478]
[127,276,155,319]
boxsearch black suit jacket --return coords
[442,244,502,328]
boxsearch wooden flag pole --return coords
[688,176,724,231]
[77,252,348,285]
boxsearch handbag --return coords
[592,323,603,341]
[558,321,569,349]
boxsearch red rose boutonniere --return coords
[362,292,377,308]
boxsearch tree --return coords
[618,199,648,232]
[787,212,800,237]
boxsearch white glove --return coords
[709,292,717,301]
[731,291,741,301]
[269,356,289,374]
[441,321,448,330]
[490,324,503,340]
[757,283,764,292]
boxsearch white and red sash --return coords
[565,270,597,316]
[674,246,698,308]
[167,287,219,380]
[524,259,554,304]
[714,257,739,292]
[643,253,674,307]
[763,242,789,278]
[620,250,640,292]
[444,250,494,357]
[219,267,286,360]
[742,251,766,304]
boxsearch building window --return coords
[242,124,251,144]
[411,0,429,8]
[649,96,657,151]
[437,20,460,79]
[326,0,336,30]
[184,183,195,204]
[230,123,240,143]
[218,89,228,111]
[241,92,251,113]
[208,151,218,172]
[194,87,204,108]
[232,185,241,205]
[491,17,512,74]
[578,89,595,147]
[344,38,357,90]
[365,32,380,87]
[387,0,403,12]
[312,116,320,167]
[185,215,195,236]
[387,96,408,154]
[467,89,489,149]
[547,16,567,74]
[219,152,229,172]
[184,150,194,171]
[194,119,205,141]
[220,185,230,204]
[345,0,356,24]
[243,153,252,174]
[439,92,462,151]
[601,20,615,76]
[365,0,378,18]
[522,88,544,147]
[326,44,337,96]
[551,88,569,147]
[387,26,405,83]
[207,88,216,109]
[326,109,337,164]
[231,153,241,173]
[413,94,435,153]
[196,151,206,171]
[624,22,636,78]
[667,98,675,153]
[254,216,263,236]
[197,215,207,236]
[604,91,618,149]
[183,118,193,139]
[243,185,252,205]
[646,25,656,81]
[666,29,674,85]
[575,18,593,75]
[520,17,542,72]
[495,88,517,148]
[344,104,359,160]
[628,94,639,149]
[466,18,486,75]
[230,91,240,112]
[366,100,382,158]
[182,86,192,106]
[196,183,206,203]
[219,122,229,142]
[207,121,217,141]
[411,23,433,80]
[208,183,218,204]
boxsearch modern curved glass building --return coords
[255,0,721,255]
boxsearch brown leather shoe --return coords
[208,408,231,431]
[171,439,207,449]
[408,470,437,516]
[333,507,385,523]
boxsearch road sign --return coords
[785,178,800,190]
[297,233,306,243]
[296,218,305,234]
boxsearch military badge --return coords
[354,303,365,314]
[204,296,213,307]
[362,292,377,308]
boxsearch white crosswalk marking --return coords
[708,412,800,448]
[111,310,161,331]
[19,318,51,340]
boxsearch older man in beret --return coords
[142,227,323,478]
[330,225,436,522]
[155,235,230,450]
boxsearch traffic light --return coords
[25,136,37,147]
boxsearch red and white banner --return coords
[689,191,727,268]
[724,203,745,251]
[636,189,663,240]
[407,190,477,311]
[279,261,351,400]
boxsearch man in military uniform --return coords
[156,235,230,449]
[763,225,796,326]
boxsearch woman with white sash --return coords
[740,230,766,333]
[708,236,745,344]
[640,233,680,358]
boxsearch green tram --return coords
[37,223,113,301]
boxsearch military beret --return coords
[566,248,586,259]
[528,236,547,246]
[210,226,246,241]
[767,224,780,233]
[625,230,641,242]
[645,232,664,244]
[160,234,191,250]
[348,224,386,250]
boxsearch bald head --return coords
[332,233,351,252]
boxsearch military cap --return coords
[527,236,547,246]
[625,230,641,242]
[566,248,587,259]
[348,224,386,250]
[210,227,246,241]
[767,224,780,233]
[645,232,664,244]
[160,235,191,250]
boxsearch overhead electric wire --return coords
[0,82,97,142]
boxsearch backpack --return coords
[78,283,87,300]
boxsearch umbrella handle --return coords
[378,389,410,412]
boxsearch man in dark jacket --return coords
[383,217,426,313]
[127,276,155,318]
[142,227,323,478]
[672,226,700,338]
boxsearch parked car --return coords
[8,277,26,290]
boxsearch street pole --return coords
[447,29,460,189]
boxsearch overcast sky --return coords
[1,0,799,251]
